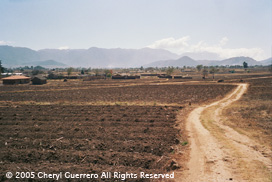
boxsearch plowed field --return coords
[0,80,236,181]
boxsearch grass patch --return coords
[181,141,188,146]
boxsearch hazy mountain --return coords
[1,46,268,68]
[145,56,198,67]
[38,47,179,68]
[197,57,261,66]
[181,51,221,60]
[0,46,40,65]
[218,57,259,66]
[260,57,272,65]
[196,60,219,66]
[22,60,66,68]
[145,56,264,67]
[0,46,179,68]
[178,52,268,66]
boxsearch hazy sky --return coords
[0,0,271,60]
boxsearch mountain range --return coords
[0,45,270,68]
[0,46,178,68]
[145,56,270,67]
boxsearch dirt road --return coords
[182,83,272,182]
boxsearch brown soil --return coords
[0,83,236,106]
[181,82,272,182]
[0,105,183,181]
[0,79,242,181]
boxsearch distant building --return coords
[158,74,172,79]
[2,75,31,85]
[182,69,194,72]
[173,76,192,79]
[1,73,12,76]
[14,73,23,76]
[140,73,159,76]
[1,73,23,77]
[173,76,183,79]
[31,76,47,85]
[112,75,140,79]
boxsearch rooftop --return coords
[2,75,31,80]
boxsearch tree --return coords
[0,60,7,78]
[81,69,85,75]
[0,60,4,73]
[0,60,3,78]
[67,67,73,77]
[209,66,218,80]
[85,68,90,75]
[243,61,248,69]
[104,69,112,77]
[47,71,55,79]
[202,66,209,79]
[93,69,99,76]
[34,66,45,70]
[166,66,174,75]
[196,65,203,72]
[32,69,43,75]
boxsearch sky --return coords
[0,0,271,60]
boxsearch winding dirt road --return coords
[182,83,272,182]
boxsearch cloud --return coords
[219,37,228,46]
[148,36,190,50]
[0,40,12,45]
[58,46,70,50]
[147,36,265,60]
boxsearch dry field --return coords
[0,79,237,181]
[0,81,236,105]
[0,105,181,180]
[223,77,272,150]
